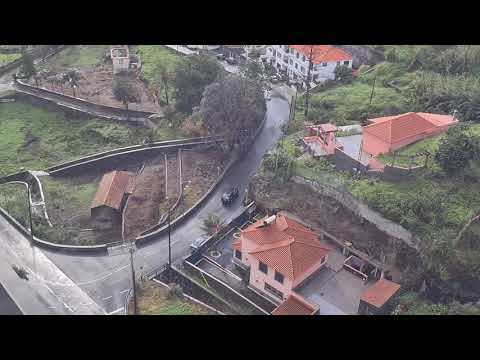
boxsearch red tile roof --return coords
[271,293,319,315]
[91,171,132,211]
[241,215,330,280]
[289,45,352,64]
[363,112,458,145]
[360,279,401,308]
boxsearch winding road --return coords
[0,84,292,314]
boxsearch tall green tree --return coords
[198,74,266,150]
[151,63,172,107]
[435,124,480,176]
[174,54,222,114]
[21,49,37,84]
[113,76,140,120]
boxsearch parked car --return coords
[216,53,226,61]
[190,234,210,253]
[221,187,239,205]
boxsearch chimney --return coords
[263,215,277,227]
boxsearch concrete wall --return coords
[15,79,155,119]
[334,148,368,172]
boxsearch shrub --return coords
[167,283,183,299]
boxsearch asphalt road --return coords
[0,283,22,315]
[40,94,292,314]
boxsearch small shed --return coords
[358,278,401,315]
[90,171,135,230]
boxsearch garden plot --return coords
[31,45,159,112]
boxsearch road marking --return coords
[43,284,74,313]
[107,307,124,315]
[119,289,130,294]
[102,296,113,301]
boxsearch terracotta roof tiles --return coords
[240,214,330,281]
[289,45,352,64]
[271,293,319,315]
[360,279,401,308]
[91,171,132,211]
[363,112,458,145]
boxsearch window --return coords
[264,283,283,299]
[301,66,305,73]
[322,62,327,67]
[259,261,268,274]
[295,63,298,69]
[296,52,299,59]
[235,250,242,260]
[344,60,350,66]
[302,55,306,62]
[289,59,293,65]
[272,50,276,57]
[274,271,284,284]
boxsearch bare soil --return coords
[174,150,228,217]
[123,156,166,239]
[29,64,160,113]
[250,171,423,285]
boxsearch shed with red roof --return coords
[91,170,135,230]
[358,278,401,315]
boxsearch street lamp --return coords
[129,245,138,315]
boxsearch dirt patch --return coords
[123,156,166,239]
[250,171,424,285]
[174,149,228,217]
[30,64,160,113]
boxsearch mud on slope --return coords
[249,171,424,285]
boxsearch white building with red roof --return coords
[232,213,330,303]
[265,45,352,87]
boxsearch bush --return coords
[167,283,183,299]
[385,49,398,63]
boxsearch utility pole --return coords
[27,183,34,243]
[168,209,172,267]
[129,246,137,315]
[304,46,314,119]
[369,75,377,106]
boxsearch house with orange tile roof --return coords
[91,170,135,230]
[232,213,330,303]
[303,123,343,157]
[362,112,459,157]
[265,45,352,87]
[358,278,401,315]
[271,293,319,315]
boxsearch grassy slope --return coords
[0,102,154,176]
[134,45,182,103]
[0,183,29,227]
[0,53,21,66]
[0,102,182,177]
[137,281,212,315]
[38,45,109,71]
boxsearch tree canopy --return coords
[113,76,140,118]
[435,123,480,176]
[198,74,266,148]
[174,54,222,114]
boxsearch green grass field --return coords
[0,53,22,66]
[136,281,212,315]
[0,102,147,176]
[38,45,109,71]
[0,102,182,177]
